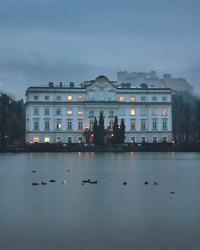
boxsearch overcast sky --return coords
[0,0,200,98]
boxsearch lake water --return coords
[0,152,200,250]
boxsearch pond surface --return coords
[0,152,200,250]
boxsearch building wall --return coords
[25,76,173,144]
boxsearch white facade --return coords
[25,75,173,144]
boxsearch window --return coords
[152,121,157,130]
[44,108,49,115]
[109,120,114,129]
[67,121,72,130]
[56,95,61,101]
[34,96,38,100]
[89,120,94,130]
[141,120,146,130]
[119,108,125,116]
[141,137,146,143]
[130,96,135,101]
[163,137,167,142]
[100,108,104,115]
[152,108,158,116]
[109,109,114,116]
[78,137,83,143]
[78,121,83,130]
[131,137,135,143]
[44,137,50,143]
[152,96,157,101]
[141,108,146,116]
[162,96,167,101]
[78,95,83,101]
[33,107,39,115]
[77,111,83,116]
[67,110,73,116]
[45,96,49,100]
[130,108,136,116]
[162,107,168,116]
[56,122,62,130]
[56,136,62,143]
[56,108,61,115]
[68,137,72,143]
[153,137,157,143]
[67,95,72,101]
[34,121,39,130]
[33,137,39,143]
[45,121,49,130]
[141,96,146,102]
[162,121,167,130]
[89,108,94,116]
[130,120,136,131]
[119,96,125,102]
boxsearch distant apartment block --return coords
[25,75,172,144]
[117,71,193,94]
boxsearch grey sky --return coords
[0,0,200,98]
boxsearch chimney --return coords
[70,82,74,88]
[49,82,54,88]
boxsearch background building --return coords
[117,71,193,94]
[25,75,172,144]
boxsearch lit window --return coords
[130,96,135,101]
[78,95,83,101]
[119,96,125,102]
[44,137,50,143]
[33,137,39,143]
[56,122,62,130]
[152,108,158,116]
[162,108,168,116]
[131,137,135,143]
[130,108,136,116]
[67,95,72,101]
[67,110,73,116]
[78,137,83,143]
[77,111,83,116]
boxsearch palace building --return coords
[25,75,173,144]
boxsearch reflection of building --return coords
[118,71,193,94]
[25,75,172,144]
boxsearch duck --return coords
[32,182,39,185]
[153,181,158,185]
[41,181,47,185]
[144,181,149,185]
[123,182,127,185]
[49,179,56,183]
[82,179,91,183]
[62,180,66,184]
[32,170,36,173]
[89,180,97,184]
[170,191,175,194]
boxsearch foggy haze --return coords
[0,0,200,98]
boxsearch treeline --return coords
[172,91,200,144]
[0,93,25,149]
